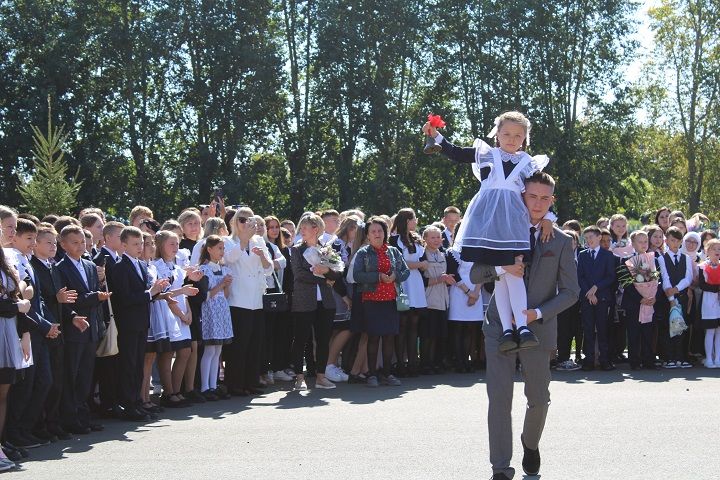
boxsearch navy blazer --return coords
[21,261,54,339]
[110,255,152,332]
[577,247,617,301]
[55,255,105,343]
[93,247,120,325]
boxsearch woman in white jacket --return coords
[223,207,273,396]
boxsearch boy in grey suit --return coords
[471,172,579,480]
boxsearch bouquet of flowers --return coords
[304,245,345,277]
[668,304,688,338]
[617,252,660,324]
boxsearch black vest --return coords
[663,252,687,293]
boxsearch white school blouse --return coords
[223,235,273,310]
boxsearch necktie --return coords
[674,254,678,266]
[591,250,596,261]
[529,227,537,252]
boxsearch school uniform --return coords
[658,251,693,365]
[30,256,66,436]
[577,246,617,368]
[92,247,122,416]
[55,254,105,430]
[556,252,582,365]
[111,254,154,420]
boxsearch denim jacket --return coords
[352,244,410,293]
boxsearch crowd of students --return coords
[0,201,715,470]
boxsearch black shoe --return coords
[246,387,264,395]
[643,364,661,370]
[63,423,91,435]
[4,442,29,459]
[213,388,231,400]
[614,354,628,364]
[521,435,540,475]
[517,327,539,349]
[32,429,58,443]
[201,390,219,401]
[2,445,22,462]
[601,362,616,371]
[491,473,512,480]
[123,408,151,422]
[348,374,367,384]
[581,363,595,371]
[13,433,48,449]
[184,390,207,404]
[47,425,72,440]
[229,389,249,397]
[499,329,519,353]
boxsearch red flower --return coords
[427,114,446,128]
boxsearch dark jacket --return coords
[352,244,410,294]
[30,256,65,346]
[290,243,343,312]
[110,255,152,332]
[577,247,617,301]
[55,255,105,343]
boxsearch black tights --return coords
[0,383,9,444]
[367,335,396,377]
[453,322,479,368]
[397,311,420,368]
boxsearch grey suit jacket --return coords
[470,227,580,350]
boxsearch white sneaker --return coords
[324,365,349,383]
[274,370,294,381]
[664,361,677,369]
[704,359,715,368]
[315,377,336,389]
[713,360,720,369]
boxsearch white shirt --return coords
[124,254,144,280]
[69,256,89,288]
[104,247,120,262]
[223,235,273,310]
[319,232,337,246]
[658,250,694,302]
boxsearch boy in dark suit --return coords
[111,227,167,421]
[30,226,77,441]
[577,225,618,371]
[6,218,60,449]
[55,225,110,434]
[658,226,693,368]
[92,221,125,417]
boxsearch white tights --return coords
[494,272,528,332]
[704,328,720,364]
[200,344,222,392]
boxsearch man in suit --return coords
[577,225,618,371]
[55,225,110,434]
[92,221,125,418]
[31,226,77,441]
[111,226,167,421]
[471,172,579,480]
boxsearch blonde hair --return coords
[705,238,720,254]
[609,214,628,241]
[422,225,442,239]
[231,207,255,238]
[335,215,360,242]
[129,205,153,225]
[154,230,180,259]
[629,230,648,243]
[203,217,227,237]
[489,111,532,147]
[297,214,325,240]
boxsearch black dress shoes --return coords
[87,423,105,432]
[47,425,72,440]
[601,362,616,371]
[491,473,512,480]
[521,435,541,476]
[123,408,150,422]
[64,423,91,435]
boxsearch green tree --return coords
[19,97,82,217]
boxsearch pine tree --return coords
[19,96,82,217]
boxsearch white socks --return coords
[200,345,222,391]
[494,273,528,332]
[704,328,720,364]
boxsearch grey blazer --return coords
[470,227,579,350]
[290,244,343,312]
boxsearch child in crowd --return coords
[423,111,554,352]
[699,239,720,368]
[657,227,693,368]
[198,236,233,400]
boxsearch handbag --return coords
[96,283,119,357]
[263,271,289,312]
[396,283,410,312]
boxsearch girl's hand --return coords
[251,246,265,257]
[422,122,438,138]
[16,299,31,314]
[467,296,477,307]
[183,286,200,297]
[441,274,456,286]
[418,260,430,271]
[21,333,31,361]
[539,219,555,243]
[312,265,329,275]
[187,269,204,282]
[222,274,233,286]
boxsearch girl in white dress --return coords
[423,111,553,351]
[390,209,428,375]
[699,239,720,368]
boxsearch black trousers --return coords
[226,307,265,391]
[8,336,52,438]
[42,339,64,430]
[271,311,293,372]
[626,306,655,367]
[117,329,146,408]
[291,305,333,376]
[557,301,582,362]
[95,353,120,409]
[62,341,96,428]
[667,295,689,362]
[581,299,610,365]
